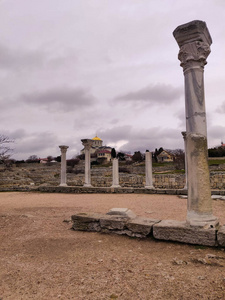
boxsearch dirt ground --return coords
[0,192,225,300]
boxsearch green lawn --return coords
[208,159,225,166]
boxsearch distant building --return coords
[157,150,175,163]
[97,149,112,162]
[81,136,112,163]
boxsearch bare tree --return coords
[174,149,185,170]
[0,135,14,161]
[26,155,39,163]
[0,135,14,170]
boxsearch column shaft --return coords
[182,132,187,189]
[59,145,69,186]
[84,147,91,187]
[173,20,218,227]
[145,151,154,189]
[111,158,121,188]
[81,139,93,188]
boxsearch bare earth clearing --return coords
[1,192,225,300]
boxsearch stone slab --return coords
[71,212,102,223]
[211,195,222,200]
[217,226,225,247]
[100,215,128,230]
[71,213,102,232]
[126,217,160,236]
[153,220,217,246]
[107,208,136,219]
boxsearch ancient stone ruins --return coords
[70,20,225,248]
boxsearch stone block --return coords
[107,208,136,219]
[217,226,225,247]
[153,220,217,246]
[71,213,102,232]
[126,217,160,237]
[100,215,127,230]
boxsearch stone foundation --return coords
[71,208,225,247]
[1,165,225,190]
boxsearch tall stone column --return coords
[145,150,154,189]
[81,139,93,187]
[111,158,121,188]
[59,145,69,186]
[173,20,218,227]
[181,132,188,189]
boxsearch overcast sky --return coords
[1,0,225,159]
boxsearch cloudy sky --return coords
[1,0,225,160]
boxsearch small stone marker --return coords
[106,208,136,219]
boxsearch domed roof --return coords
[92,136,102,141]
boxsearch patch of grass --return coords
[194,245,207,250]
[154,169,185,175]
[208,159,225,166]
[92,163,112,168]
[153,162,174,167]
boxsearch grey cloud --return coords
[0,43,45,71]
[114,83,182,105]
[216,101,225,114]
[9,129,26,140]
[120,128,182,153]
[98,126,132,143]
[0,43,76,73]
[174,109,186,127]
[13,131,60,159]
[208,125,225,141]
[97,125,182,153]
[0,129,26,140]
[20,87,96,112]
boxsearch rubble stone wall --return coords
[0,163,224,190]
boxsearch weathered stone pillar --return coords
[59,145,69,186]
[145,150,154,189]
[181,131,187,189]
[111,158,121,188]
[173,20,218,227]
[81,139,93,187]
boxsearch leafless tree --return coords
[0,135,14,169]
[174,149,185,170]
[0,135,14,161]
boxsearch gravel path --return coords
[0,192,225,300]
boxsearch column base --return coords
[59,183,67,187]
[186,211,219,229]
[182,185,187,190]
[145,186,155,189]
[83,183,93,188]
[110,185,121,188]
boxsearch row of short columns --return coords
[58,143,154,189]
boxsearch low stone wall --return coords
[0,164,225,190]
[71,209,225,247]
[210,172,225,190]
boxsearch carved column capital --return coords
[181,131,187,140]
[59,145,69,154]
[178,41,211,72]
[81,139,93,150]
[173,20,212,73]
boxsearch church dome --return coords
[92,136,102,141]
